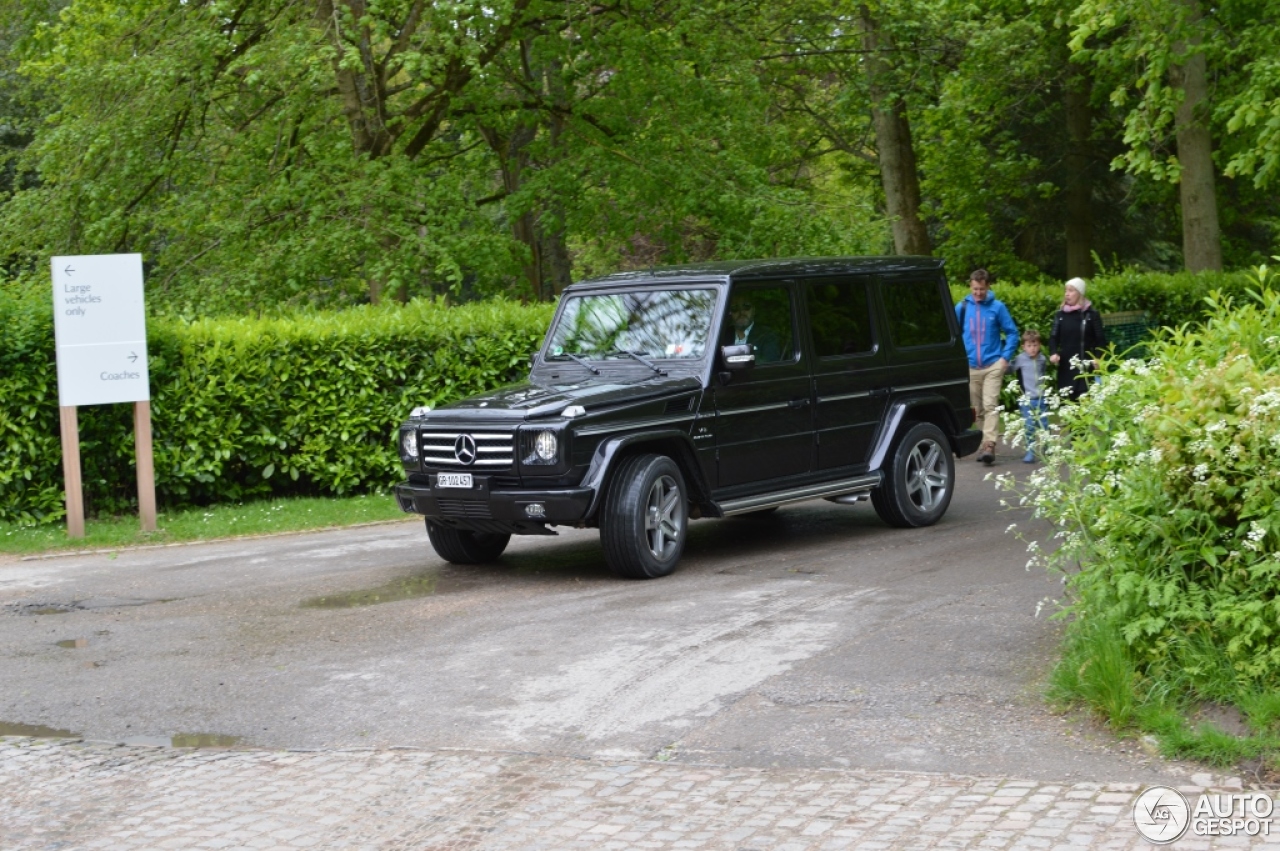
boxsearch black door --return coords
[713,281,813,489]
[804,276,890,472]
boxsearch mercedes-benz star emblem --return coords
[454,434,478,465]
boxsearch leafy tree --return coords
[0,1,63,238]
[1069,0,1280,272]
[2,0,887,310]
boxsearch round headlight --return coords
[401,429,419,459]
[534,430,558,461]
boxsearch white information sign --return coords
[52,254,150,406]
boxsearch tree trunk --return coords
[873,105,930,256]
[479,120,543,299]
[536,84,573,299]
[537,207,572,300]
[1063,71,1094,278]
[859,7,930,256]
[1171,0,1222,272]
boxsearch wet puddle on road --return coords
[0,721,79,738]
[299,548,621,610]
[0,721,245,748]
[4,598,172,617]
[121,733,244,748]
[300,571,460,609]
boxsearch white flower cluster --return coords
[1249,389,1280,417]
[1243,521,1268,553]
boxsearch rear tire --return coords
[871,421,955,528]
[426,520,510,564]
[600,454,688,579]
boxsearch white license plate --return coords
[436,473,473,489]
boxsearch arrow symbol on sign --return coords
[128,352,138,363]
[64,265,75,276]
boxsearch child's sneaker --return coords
[1022,450,1036,464]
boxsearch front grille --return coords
[437,499,494,519]
[419,430,515,468]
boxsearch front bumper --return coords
[394,476,594,535]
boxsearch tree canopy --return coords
[1,0,1277,313]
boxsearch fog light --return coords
[400,429,419,459]
[534,430,558,462]
[525,503,546,518]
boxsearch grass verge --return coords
[1050,617,1280,777]
[0,493,411,556]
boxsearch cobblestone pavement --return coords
[2,738,1274,850]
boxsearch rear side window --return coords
[882,277,952,348]
[806,279,875,358]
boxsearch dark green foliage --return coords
[0,283,63,523]
[950,268,1260,343]
[4,268,1265,524]
[0,289,552,523]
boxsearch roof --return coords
[570,256,946,290]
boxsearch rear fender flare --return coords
[869,397,963,470]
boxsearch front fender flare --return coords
[580,430,710,521]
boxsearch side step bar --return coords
[717,473,883,517]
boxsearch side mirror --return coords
[719,344,756,372]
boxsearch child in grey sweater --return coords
[1010,329,1048,463]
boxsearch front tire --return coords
[871,421,955,528]
[426,520,511,564]
[600,454,688,579]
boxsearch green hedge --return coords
[1,267,1268,524]
[0,289,553,524]
[949,269,1265,346]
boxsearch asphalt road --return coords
[0,454,1198,785]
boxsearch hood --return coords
[421,374,704,421]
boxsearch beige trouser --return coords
[969,362,1005,447]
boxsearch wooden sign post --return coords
[52,254,155,538]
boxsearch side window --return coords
[806,278,875,358]
[882,277,952,348]
[723,283,796,365]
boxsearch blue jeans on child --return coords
[1019,397,1048,461]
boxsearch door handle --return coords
[788,398,812,409]
[870,387,891,398]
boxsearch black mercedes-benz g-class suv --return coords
[394,257,981,578]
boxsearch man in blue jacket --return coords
[956,269,1019,465]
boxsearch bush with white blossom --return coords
[995,289,1280,691]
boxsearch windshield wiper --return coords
[546,350,601,374]
[608,348,667,376]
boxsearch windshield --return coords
[546,288,717,360]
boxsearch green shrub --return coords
[997,288,1280,694]
[949,268,1261,341]
[0,284,64,524]
[0,291,553,523]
